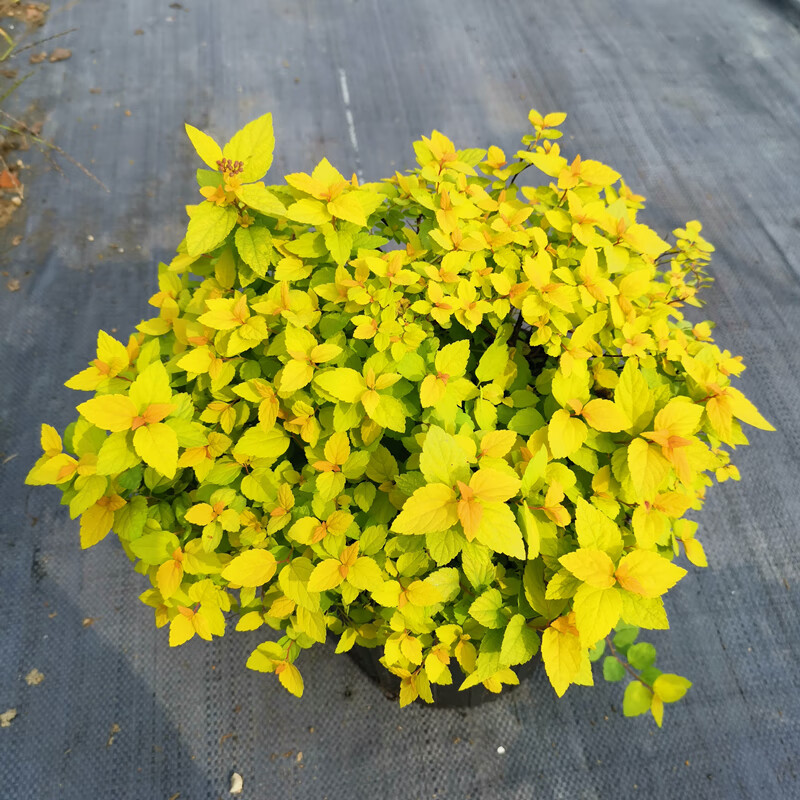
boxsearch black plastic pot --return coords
[348,645,535,708]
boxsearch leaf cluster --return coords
[26,110,773,723]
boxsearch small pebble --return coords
[229,772,243,795]
[497,746,506,755]
[87,234,94,242]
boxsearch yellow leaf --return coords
[541,622,582,697]
[185,123,222,169]
[559,549,616,589]
[169,612,196,647]
[313,368,366,403]
[653,398,704,437]
[627,438,670,500]
[133,423,178,478]
[130,361,172,411]
[469,469,521,503]
[653,673,692,703]
[581,399,629,433]
[221,549,277,587]
[435,339,470,377]
[615,550,687,598]
[548,409,587,459]
[574,498,623,558]
[40,424,62,456]
[579,160,620,187]
[405,579,443,607]
[347,557,383,592]
[683,538,708,568]
[479,430,517,459]
[473,501,526,559]
[391,484,458,535]
[277,662,304,697]
[279,360,315,395]
[324,432,351,466]
[222,112,275,183]
[727,387,775,431]
[156,558,184,599]
[79,502,115,549]
[572,584,621,645]
[185,503,216,526]
[651,694,664,727]
[77,395,137,432]
[177,347,214,375]
[307,559,345,592]
[328,193,367,227]
[419,374,446,408]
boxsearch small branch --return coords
[0,110,109,192]
[8,27,78,58]
[604,635,654,691]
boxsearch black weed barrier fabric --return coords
[1,1,799,798]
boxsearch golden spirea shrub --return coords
[27,111,773,724]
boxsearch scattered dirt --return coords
[24,667,44,685]
[0,2,48,27]
[47,46,70,62]
[0,708,17,727]
[106,722,121,747]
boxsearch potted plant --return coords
[26,110,773,724]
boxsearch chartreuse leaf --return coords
[500,615,540,665]
[623,681,652,717]
[185,123,222,169]
[186,203,237,256]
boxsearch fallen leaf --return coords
[89,87,102,94]
[82,617,97,627]
[6,279,20,292]
[133,28,144,35]
[29,52,46,64]
[11,235,23,246]
[0,709,17,728]
[24,668,44,686]
[0,170,21,189]
[48,48,72,62]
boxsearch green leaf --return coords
[235,226,273,277]
[508,407,545,435]
[602,656,625,682]
[627,642,657,670]
[613,624,640,652]
[623,681,653,717]
[500,614,540,665]
[186,203,238,257]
